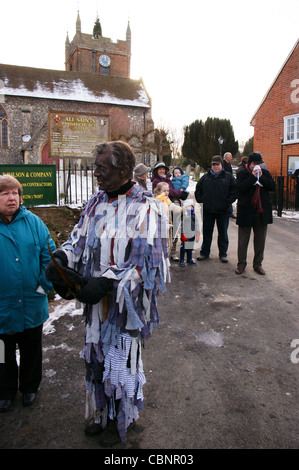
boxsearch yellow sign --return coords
[49,111,109,158]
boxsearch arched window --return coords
[0,106,8,147]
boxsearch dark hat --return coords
[154,161,169,173]
[173,166,184,175]
[211,155,223,165]
[248,152,263,165]
[134,163,150,176]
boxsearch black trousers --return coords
[0,325,43,400]
[201,212,229,258]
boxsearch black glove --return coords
[180,190,189,201]
[45,250,82,300]
[75,277,114,305]
[45,249,68,285]
[45,250,114,303]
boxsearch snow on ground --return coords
[44,295,82,336]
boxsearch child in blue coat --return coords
[172,167,189,193]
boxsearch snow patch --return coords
[43,296,82,335]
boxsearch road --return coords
[0,214,298,450]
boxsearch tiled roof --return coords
[0,63,150,108]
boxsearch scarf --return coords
[155,192,171,215]
[246,164,264,214]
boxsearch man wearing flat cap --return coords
[195,155,237,262]
[235,152,276,275]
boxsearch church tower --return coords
[65,11,131,78]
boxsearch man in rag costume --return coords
[46,141,169,446]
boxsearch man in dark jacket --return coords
[195,155,237,262]
[235,152,276,275]
[223,152,233,174]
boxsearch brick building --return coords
[250,38,299,176]
[0,12,155,167]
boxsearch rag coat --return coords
[60,183,169,443]
[0,205,55,334]
[236,167,276,226]
[195,169,237,213]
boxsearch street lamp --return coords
[218,135,224,156]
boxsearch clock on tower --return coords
[99,54,111,67]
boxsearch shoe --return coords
[99,421,121,447]
[254,266,265,275]
[171,256,179,262]
[220,256,228,263]
[196,255,209,261]
[22,393,36,407]
[230,214,237,219]
[0,399,13,412]
[180,261,186,267]
[235,265,245,275]
[85,418,102,436]
[99,420,136,447]
[187,260,196,265]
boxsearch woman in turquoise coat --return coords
[0,175,55,412]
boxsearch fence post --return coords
[277,176,284,217]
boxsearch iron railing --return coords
[56,161,96,206]
[271,174,298,213]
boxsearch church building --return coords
[0,12,155,167]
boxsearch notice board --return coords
[48,111,109,158]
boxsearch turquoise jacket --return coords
[0,205,55,334]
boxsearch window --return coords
[284,113,299,143]
[0,106,8,147]
[288,156,299,174]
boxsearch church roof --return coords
[0,63,150,108]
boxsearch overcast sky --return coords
[1,0,299,146]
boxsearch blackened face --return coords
[94,151,127,192]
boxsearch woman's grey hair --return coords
[93,141,136,180]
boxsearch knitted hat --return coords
[173,166,184,176]
[248,152,263,165]
[154,161,169,173]
[133,163,150,176]
[211,155,223,165]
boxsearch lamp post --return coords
[218,135,224,156]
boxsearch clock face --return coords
[99,54,111,67]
